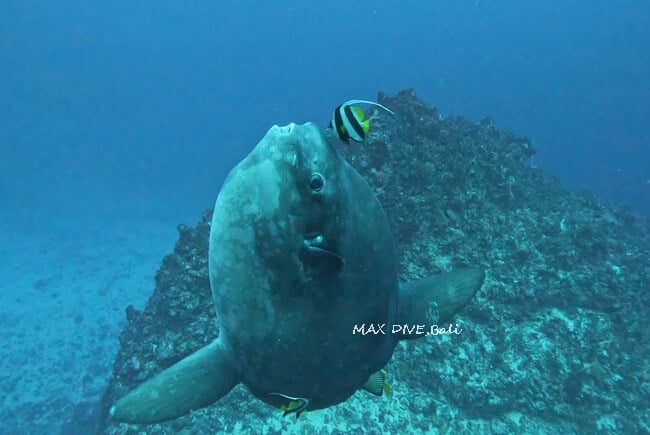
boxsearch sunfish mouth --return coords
[299,232,344,272]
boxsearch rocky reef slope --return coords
[96,90,649,434]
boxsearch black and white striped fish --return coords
[329,99,395,143]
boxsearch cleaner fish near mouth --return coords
[329,99,395,143]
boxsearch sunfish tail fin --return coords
[397,268,484,341]
[110,338,239,424]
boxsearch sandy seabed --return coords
[0,207,182,434]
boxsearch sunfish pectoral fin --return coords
[299,245,344,274]
[110,338,239,424]
[397,268,484,341]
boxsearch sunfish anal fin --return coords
[110,338,239,424]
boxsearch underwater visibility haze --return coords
[0,1,648,434]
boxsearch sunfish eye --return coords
[309,173,324,192]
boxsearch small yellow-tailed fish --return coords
[330,99,395,143]
[270,392,310,419]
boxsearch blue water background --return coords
[1,0,649,222]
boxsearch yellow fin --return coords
[271,393,310,419]
[286,400,303,411]
[351,106,366,121]
[384,381,392,396]
[361,119,370,133]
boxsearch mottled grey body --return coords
[210,123,398,409]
